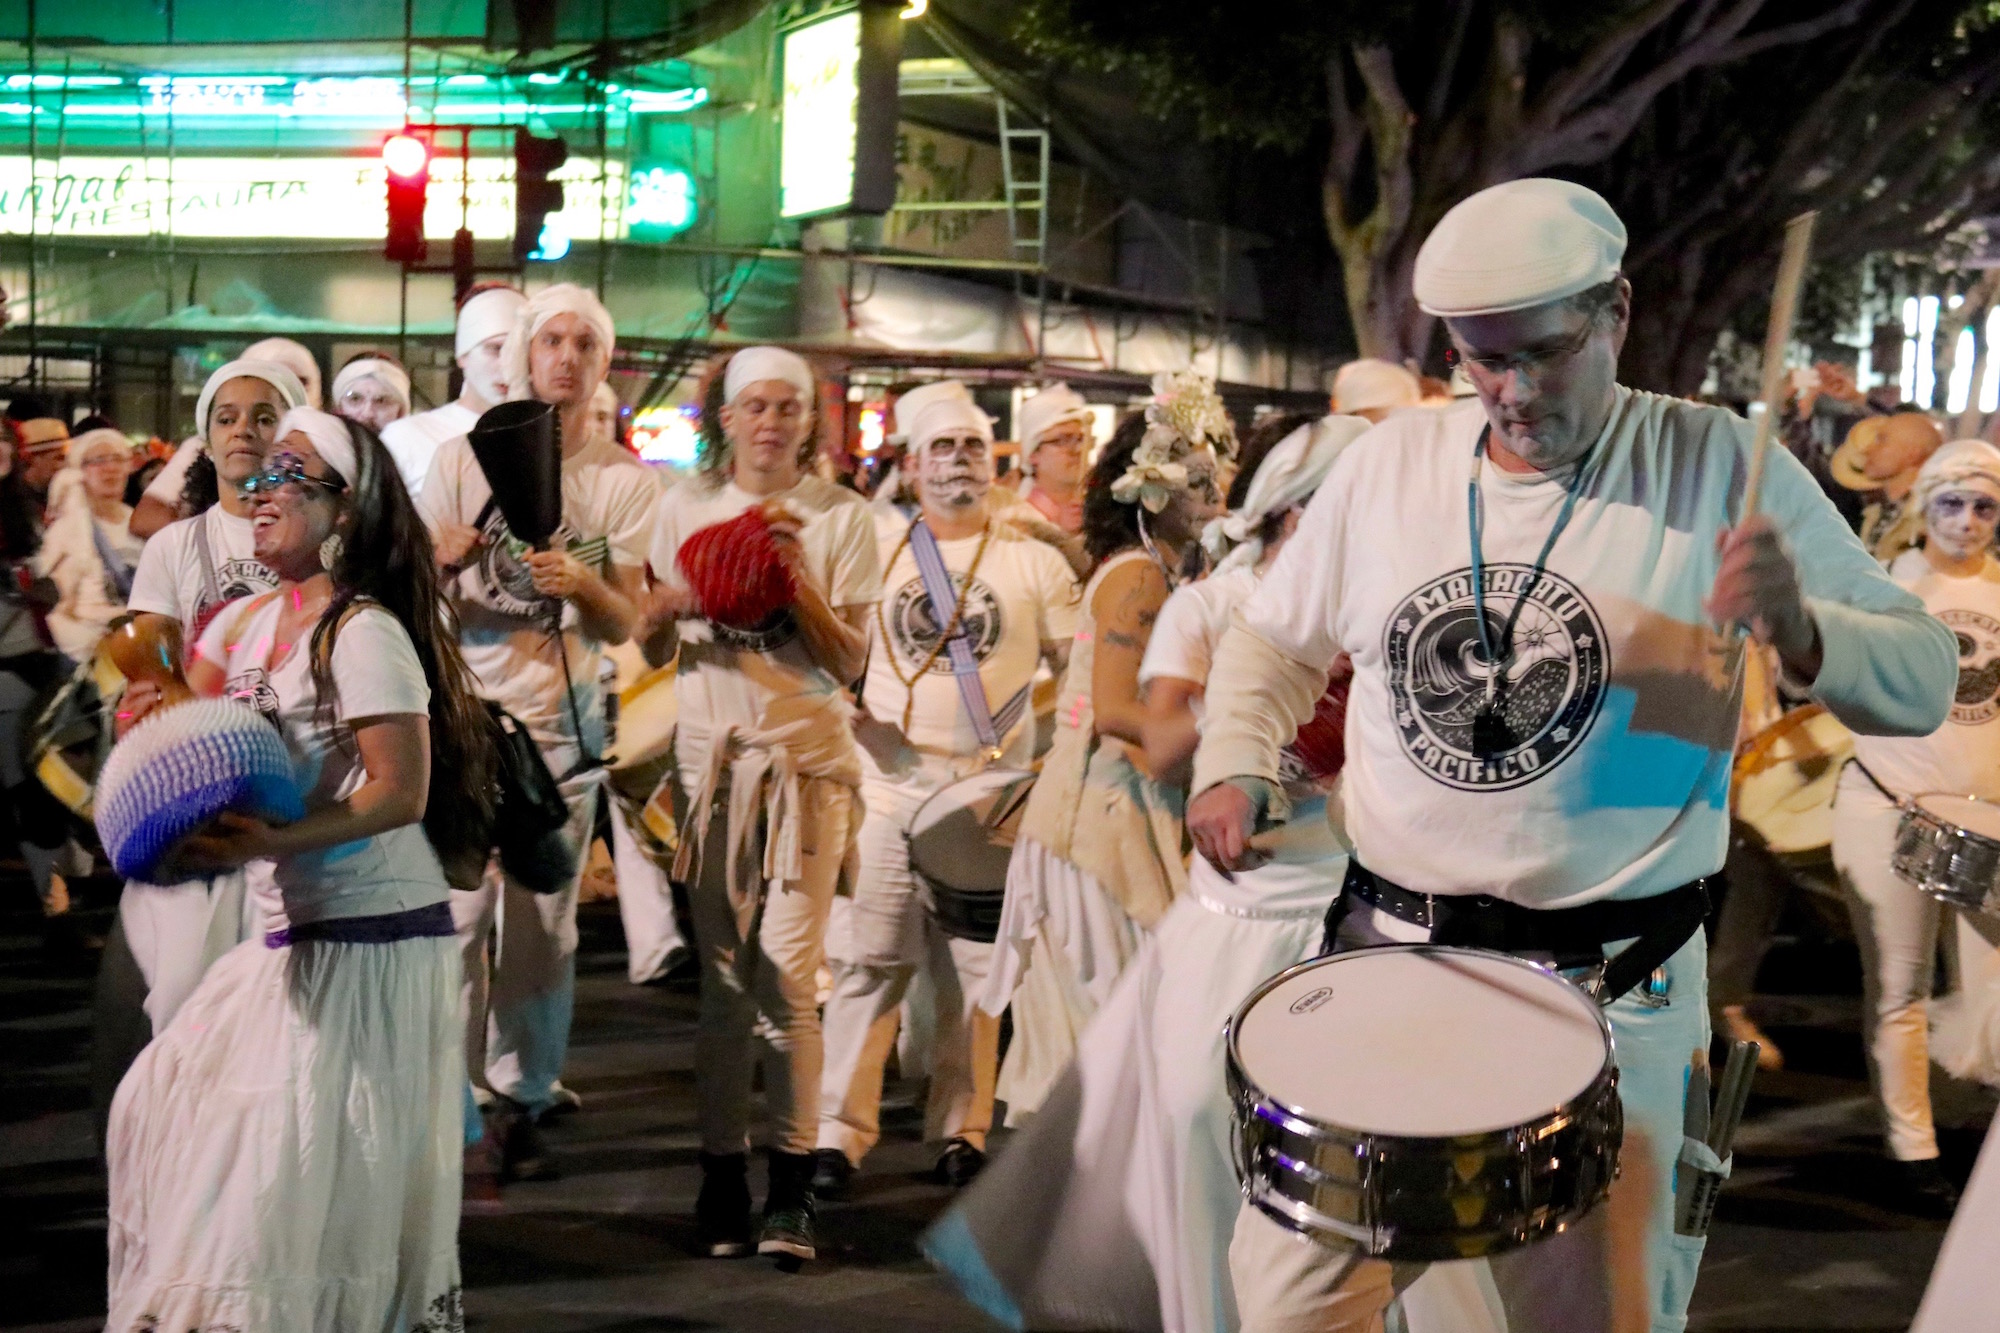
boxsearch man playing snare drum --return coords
[1187,179,1956,1332]
[813,381,1080,1198]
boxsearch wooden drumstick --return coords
[1740,212,1819,522]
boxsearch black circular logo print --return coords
[888,574,1002,673]
[1942,607,2000,725]
[1383,563,1607,791]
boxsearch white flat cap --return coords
[1332,359,1421,415]
[1414,178,1627,318]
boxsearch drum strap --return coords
[1847,757,1902,804]
[1327,861,1712,1005]
[907,519,1006,757]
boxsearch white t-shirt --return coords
[863,513,1080,757]
[418,435,657,750]
[127,505,277,636]
[1853,559,2000,802]
[649,474,882,782]
[1229,388,1948,907]
[196,596,445,927]
[381,401,478,500]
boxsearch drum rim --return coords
[906,766,1037,887]
[1224,944,1618,1145]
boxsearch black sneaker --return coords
[934,1137,986,1188]
[758,1150,819,1267]
[811,1148,855,1199]
[1889,1158,1961,1218]
[496,1099,558,1182]
[696,1152,754,1258]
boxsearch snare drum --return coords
[1893,793,2000,915]
[908,768,1035,943]
[1227,946,1621,1262]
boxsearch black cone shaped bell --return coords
[468,400,562,548]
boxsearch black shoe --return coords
[696,1152,755,1258]
[934,1137,986,1188]
[1889,1158,1961,1218]
[496,1099,558,1182]
[811,1147,855,1199]
[758,1150,819,1266]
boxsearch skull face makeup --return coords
[916,431,993,516]
[1925,488,2000,564]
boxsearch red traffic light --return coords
[383,133,430,181]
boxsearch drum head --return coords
[909,768,1035,892]
[1234,948,1611,1138]
[1915,793,2000,841]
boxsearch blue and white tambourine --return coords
[94,697,304,882]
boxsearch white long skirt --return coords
[106,931,465,1333]
[982,837,1148,1122]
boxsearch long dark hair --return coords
[180,451,221,516]
[306,418,497,883]
[1081,413,1149,568]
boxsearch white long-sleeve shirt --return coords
[1193,388,1956,908]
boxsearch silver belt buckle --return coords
[1635,965,1672,1008]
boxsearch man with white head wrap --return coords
[1830,439,2000,1222]
[419,280,655,1179]
[330,353,411,434]
[813,380,1080,1202]
[382,283,527,499]
[640,343,882,1264]
[1331,356,1422,422]
[1014,383,1094,534]
[1179,178,1957,1330]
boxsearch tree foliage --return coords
[1019,0,2000,392]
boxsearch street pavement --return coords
[2,880,1988,1331]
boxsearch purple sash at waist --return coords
[265,900,455,949]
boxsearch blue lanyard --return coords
[1466,426,1594,705]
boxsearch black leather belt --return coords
[1325,861,1712,1005]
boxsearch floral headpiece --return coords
[1111,370,1237,513]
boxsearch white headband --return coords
[1016,383,1093,455]
[1204,414,1372,572]
[723,346,817,407]
[502,283,616,405]
[908,394,993,455]
[331,357,411,414]
[275,406,360,488]
[196,359,307,438]
[456,286,527,356]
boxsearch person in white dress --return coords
[37,426,142,664]
[1831,439,2000,1216]
[640,346,881,1264]
[116,356,307,1035]
[106,407,496,1332]
[383,283,524,500]
[1187,178,1955,1333]
[978,372,1228,1120]
[812,380,1080,1197]
[421,283,652,1179]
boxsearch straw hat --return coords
[1829,412,1943,492]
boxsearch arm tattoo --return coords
[1103,629,1144,650]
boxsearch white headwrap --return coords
[1015,383,1093,470]
[1332,359,1421,415]
[1914,439,2000,511]
[889,380,974,445]
[723,346,817,407]
[501,284,616,405]
[70,426,131,463]
[195,359,307,437]
[1204,415,1373,573]
[904,381,993,455]
[456,286,527,356]
[241,337,323,408]
[331,357,412,415]
[275,406,361,488]
[1415,178,1627,318]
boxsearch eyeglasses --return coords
[238,459,346,498]
[1445,323,1597,380]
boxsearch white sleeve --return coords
[1033,543,1083,647]
[596,468,658,569]
[143,437,203,505]
[330,608,430,721]
[1139,582,1214,687]
[415,438,468,535]
[647,490,689,592]
[1237,447,1357,670]
[126,523,187,620]
[822,503,884,610]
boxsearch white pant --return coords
[1230,906,1712,1333]
[118,872,258,1034]
[608,782,689,984]
[1834,782,2000,1160]
[452,749,601,1116]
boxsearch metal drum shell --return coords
[1892,797,2000,915]
[908,768,1037,945]
[1225,947,1622,1263]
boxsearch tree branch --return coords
[1530,0,1694,130]
[1423,0,1476,127]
